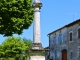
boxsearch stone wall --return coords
[49,23,80,60]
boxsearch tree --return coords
[0,0,33,36]
[0,44,4,58]
[23,38,32,49]
[22,38,32,60]
[0,36,33,60]
[0,36,27,59]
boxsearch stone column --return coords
[33,0,42,43]
[27,1,49,60]
[32,0,43,49]
[33,7,40,43]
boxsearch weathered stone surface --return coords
[33,7,41,43]
[27,0,49,60]
[30,56,45,60]
[49,20,80,60]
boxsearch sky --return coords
[0,0,80,47]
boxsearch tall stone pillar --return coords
[27,0,49,60]
[32,0,43,49]
[33,3,41,44]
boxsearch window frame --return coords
[70,33,72,41]
[71,52,73,59]
[69,31,73,42]
[54,50,57,60]
[78,46,80,58]
[79,48,80,57]
[78,28,80,38]
[58,33,63,44]
[53,36,57,44]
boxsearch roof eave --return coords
[48,19,80,36]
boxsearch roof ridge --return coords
[48,19,80,35]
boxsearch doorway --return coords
[62,49,67,60]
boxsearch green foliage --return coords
[0,44,4,57]
[0,36,27,58]
[0,0,33,36]
[7,58,14,60]
[23,38,32,49]
[0,36,32,60]
[22,38,32,60]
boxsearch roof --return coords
[48,19,80,35]
[44,46,49,49]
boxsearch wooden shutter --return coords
[70,33,72,41]
[79,48,80,57]
[55,50,57,60]
[54,36,56,44]
[60,34,62,43]
[47,55,49,59]
[78,28,80,38]
[71,52,73,59]
[58,34,62,44]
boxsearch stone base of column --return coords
[31,43,44,50]
[26,43,49,60]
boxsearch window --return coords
[71,52,73,59]
[58,34,62,43]
[79,48,80,57]
[78,28,80,38]
[69,32,72,41]
[47,55,49,59]
[53,36,56,44]
[54,50,57,60]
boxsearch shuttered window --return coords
[54,50,57,60]
[71,52,73,59]
[79,48,80,57]
[70,32,72,41]
[54,36,56,44]
[47,55,49,59]
[58,34,62,44]
[78,28,80,38]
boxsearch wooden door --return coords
[62,49,67,60]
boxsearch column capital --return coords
[32,3,42,9]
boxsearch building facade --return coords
[48,19,80,60]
